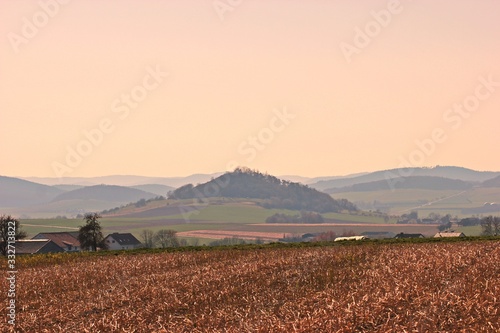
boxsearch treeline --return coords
[479,216,500,236]
[140,229,188,248]
[208,237,265,246]
[168,168,357,213]
[438,215,499,236]
[266,211,324,224]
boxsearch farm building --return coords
[361,231,395,239]
[32,232,81,252]
[16,239,64,255]
[394,233,425,239]
[104,233,143,250]
[434,231,466,238]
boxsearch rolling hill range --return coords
[311,166,500,191]
[23,173,222,188]
[0,176,63,207]
[51,185,157,203]
[51,184,85,192]
[129,184,174,196]
[4,166,500,220]
[1,179,161,218]
[13,185,156,218]
[326,176,473,193]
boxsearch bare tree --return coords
[140,229,156,248]
[0,215,27,256]
[154,229,179,248]
[493,216,500,236]
[481,216,494,236]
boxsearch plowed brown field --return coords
[2,241,499,332]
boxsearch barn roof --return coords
[434,232,466,238]
[33,232,80,249]
[394,233,425,238]
[16,239,64,254]
[105,233,142,246]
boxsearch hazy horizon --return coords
[6,164,500,182]
[2,0,499,178]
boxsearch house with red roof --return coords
[32,232,81,252]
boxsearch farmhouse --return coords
[32,232,81,252]
[394,233,425,239]
[16,239,64,255]
[104,233,143,250]
[434,231,466,238]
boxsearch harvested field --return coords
[177,230,291,241]
[2,240,499,332]
[251,223,433,227]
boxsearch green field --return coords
[164,203,298,223]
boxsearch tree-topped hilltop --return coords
[168,167,357,213]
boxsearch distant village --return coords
[16,232,143,255]
[15,229,471,256]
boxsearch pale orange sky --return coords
[1,0,499,178]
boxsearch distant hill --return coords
[129,184,174,196]
[311,166,499,190]
[168,168,357,213]
[304,172,371,185]
[327,176,473,193]
[0,176,63,207]
[52,184,86,192]
[23,173,222,188]
[51,185,157,203]
[482,175,500,188]
[278,173,368,184]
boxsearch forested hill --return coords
[168,168,357,213]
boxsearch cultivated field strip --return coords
[2,241,499,332]
[176,230,291,241]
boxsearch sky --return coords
[1,0,499,178]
